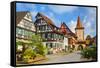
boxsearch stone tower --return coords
[75,16,84,41]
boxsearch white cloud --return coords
[82,8,96,38]
[44,12,61,27]
[31,11,37,17]
[85,21,91,28]
[30,11,38,21]
[48,5,78,14]
[68,20,77,33]
[78,7,97,39]
[83,16,87,23]
[16,3,35,11]
[68,14,96,39]
[88,8,96,22]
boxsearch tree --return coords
[16,41,29,53]
[16,41,30,61]
[86,35,92,46]
[16,34,47,62]
[23,47,36,62]
[81,45,97,60]
[30,34,47,56]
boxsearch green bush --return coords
[23,48,36,62]
[81,45,97,60]
[31,35,47,56]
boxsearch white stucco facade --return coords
[63,36,68,49]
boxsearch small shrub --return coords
[23,48,36,62]
[81,45,97,60]
[34,43,47,56]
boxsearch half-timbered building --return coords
[60,22,77,49]
[16,11,36,51]
[34,12,65,53]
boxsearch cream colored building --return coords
[16,11,36,51]
[75,16,86,50]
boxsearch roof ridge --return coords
[16,11,29,25]
[61,22,73,33]
[36,12,55,25]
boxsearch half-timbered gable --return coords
[60,22,77,48]
[34,12,64,53]
[34,12,64,41]
[16,11,35,40]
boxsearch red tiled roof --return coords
[60,22,77,38]
[76,16,84,29]
[60,22,72,34]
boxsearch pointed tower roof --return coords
[76,16,84,29]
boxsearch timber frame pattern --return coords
[10,1,98,67]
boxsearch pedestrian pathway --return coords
[41,51,92,64]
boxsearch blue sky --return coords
[16,3,97,38]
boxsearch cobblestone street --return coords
[41,51,91,64]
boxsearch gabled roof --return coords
[76,16,84,29]
[35,12,55,26]
[60,22,72,34]
[16,11,28,25]
[35,12,63,34]
[60,22,77,38]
